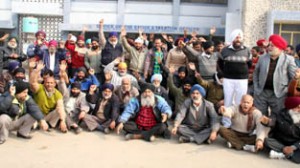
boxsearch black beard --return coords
[71,92,80,97]
[182,88,190,97]
[92,46,99,50]
[15,77,25,82]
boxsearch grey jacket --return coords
[175,98,220,132]
[253,52,297,97]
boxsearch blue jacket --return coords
[119,95,172,123]
[69,75,100,92]
[34,45,66,77]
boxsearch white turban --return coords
[134,37,144,44]
[230,29,243,43]
[70,35,77,42]
[151,74,163,83]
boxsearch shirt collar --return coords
[228,44,244,50]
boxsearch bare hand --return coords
[37,39,43,45]
[59,121,68,133]
[294,68,300,79]
[255,140,264,151]
[59,62,67,72]
[36,61,45,71]
[210,26,216,35]
[121,26,127,37]
[104,72,112,81]
[82,26,88,32]
[199,37,207,42]
[28,58,37,69]
[219,106,226,115]
[39,120,49,131]
[78,111,86,120]
[169,66,175,74]
[283,146,295,156]
[161,113,168,123]
[9,86,16,96]
[109,121,116,130]
[188,62,196,71]
[99,19,104,27]
[171,127,178,135]
[138,28,144,36]
[209,131,217,142]
[260,116,270,125]
[161,33,168,41]
[88,68,95,75]
[116,123,124,134]
[191,31,197,38]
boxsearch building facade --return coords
[0,0,299,48]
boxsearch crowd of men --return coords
[0,19,300,164]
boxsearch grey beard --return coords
[288,110,300,124]
[8,42,17,49]
[141,95,155,107]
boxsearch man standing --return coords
[116,83,172,142]
[2,36,27,71]
[218,29,251,106]
[0,81,48,144]
[35,40,66,78]
[171,84,219,145]
[84,37,102,81]
[253,34,298,116]
[121,27,148,78]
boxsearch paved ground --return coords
[0,130,298,168]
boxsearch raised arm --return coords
[29,61,44,93]
[98,19,107,48]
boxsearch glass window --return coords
[181,0,227,4]
[274,23,300,45]
[127,0,172,2]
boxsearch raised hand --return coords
[36,61,45,71]
[188,62,196,71]
[99,19,104,27]
[169,66,175,74]
[120,26,127,37]
[59,61,68,72]
[210,26,216,35]
[88,68,95,75]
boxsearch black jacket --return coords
[86,92,120,121]
[0,92,44,121]
[268,110,300,149]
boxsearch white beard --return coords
[102,92,112,100]
[8,42,17,49]
[141,95,155,107]
[289,110,300,124]
[109,40,118,47]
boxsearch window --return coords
[127,0,172,2]
[274,23,300,46]
[181,0,227,4]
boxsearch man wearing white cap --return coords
[121,26,148,78]
[218,29,251,107]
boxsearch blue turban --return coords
[190,84,206,97]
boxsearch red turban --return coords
[269,34,287,50]
[285,97,300,109]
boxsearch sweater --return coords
[223,105,266,141]
[122,37,148,73]
[219,45,251,79]
[165,48,188,71]
[84,49,102,74]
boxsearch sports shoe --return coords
[269,150,286,159]
[104,128,110,134]
[243,145,256,153]
[149,135,156,142]
[73,127,82,134]
[227,142,232,148]
[125,134,134,141]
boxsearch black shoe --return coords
[17,132,32,139]
[74,127,82,134]
[163,129,171,139]
[0,139,5,144]
[178,136,190,143]
[103,128,110,134]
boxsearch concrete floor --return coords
[0,130,298,168]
